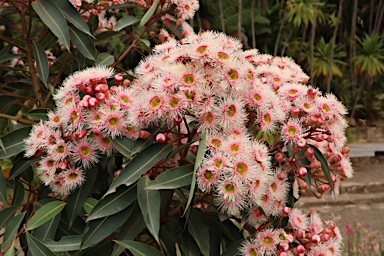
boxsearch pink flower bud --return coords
[57,161,67,170]
[94,84,101,93]
[79,100,89,108]
[307,88,318,99]
[305,147,314,157]
[296,245,305,253]
[88,97,98,107]
[84,86,94,95]
[96,92,106,101]
[297,178,308,189]
[277,172,286,180]
[123,79,131,87]
[275,152,285,162]
[110,86,118,93]
[92,127,101,135]
[291,106,300,117]
[99,83,109,92]
[297,167,307,177]
[327,221,336,229]
[114,73,124,85]
[176,17,183,27]
[156,133,167,143]
[277,251,288,256]
[321,233,330,242]
[139,130,151,139]
[282,206,291,216]
[311,234,321,243]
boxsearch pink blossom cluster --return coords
[24,29,352,254]
[24,66,136,195]
[241,209,342,255]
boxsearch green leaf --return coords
[0,54,21,64]
[23,108,49,121]
[95,53,114,66]
[26,201,66,231]
[221,238,247,256]
[68,24,96,60]
[31,0,70,50]
[114,240,164,256]
[188,208,210,256]
[147,166,193,190]
[9,156,40,179]
[184,134,206,215]
[1,212,26,251]
[83,198,98,214]
[159,228,176,256]
[26,232,56,256]
[138,38,150,48]
[0,166,6,204]
[12,179,25,206]
[106,143,173,196]
[52,0,93,37]
[111,136,135,158]
[0,126,32,159]
[103,3,136,10]
[180,230,200,256]
[4,241,15,256]
[81,204,132,249]
[43,235,82,252]
[165,140,196,161]
[114,16,139,31]
[87,184,136,221]
[32,41,49,85]
[111,202,145,256]
[66,169,97,227]
[138,0,158,28]
[137,176,160,243]
[0,207,18,228]
[308,144,334,189]
[33,213,61,242]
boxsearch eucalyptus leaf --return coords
[31,0,70,50]
[1,212,26,252]
[0,166,6,204]
[43,235,82,252]
[32,41,49,85]
[114,16,139,31]
[0,126,32,159]
[138,0,158,28]
[147,166,193,190]
[95,53,114,66]
[26,232,56,256]
[26,201,66,231]
[187,208,210,256]
[114,240,164,256]
[68,24,96,60]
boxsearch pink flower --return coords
[71,138,99,169]
[289,208,309,231]
[281,119,304,143]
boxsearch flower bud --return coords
[96,92,106,101]
[114,73,124,85]
[297,167,307,177]
[297,138,306,147]
[57,161,67,170]
[282,206,291,216]
[139,130,151,139]
[275,152,285,162]
[123,79,131,87]
[277,172,286,180]
[290,106,300,117]
[296,245,305,253]
[310,234,321,244]
[156,133,167,143]
[88,97,98,107]
[321,233,330,242]
[84,86,94,95]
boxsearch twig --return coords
[0,113,36,125]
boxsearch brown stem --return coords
[19,8,44,107]
[0,113,36,125]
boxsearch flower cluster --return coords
[24,28,352,255]
[241,209,342,255]
[24,66,136,195]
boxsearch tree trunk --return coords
[274,5,285,55]
[373,0,384,34]
[350,0,358,120]
[238,0,242,41]
[219,0,225,33]
[297,25,307,63]
[326,0,343,93]
[251,0,256,48]
[369,0,374,34]
[309,19,317,79]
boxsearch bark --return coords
[251,0,256,48]
[219,0,225,33]
[326,0,343,93]
[350,0,358,120]
[238,0,242,41]
[373,0,384,34]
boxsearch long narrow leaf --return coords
[81,205,133,249]
[308,144,334,189]
[138,0,158,28]
[68,24,96,60]
[0,126,32,159]
[114,16,139,31]
[26,201,66,231]
[26,233,56,256]
[31,0,70,50]
[187,208,210,256]
[147,166,193,190]
[105,143,172,196]
[87,184,136,221]
[114,240,164,256]
[0,207,18,229]
[23,108,49,121]
[9,156,40,179]
[0,54,20,64]
[183,134,206,215]
[43,235,82,252]
[66,170,97,227]
[1,212,26,251]
[138,176,160,243]
[0,166,6,204]
[95,53,114,66]
[111,202,145,256]
[32,41,49,85]
[52,0,93,37]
